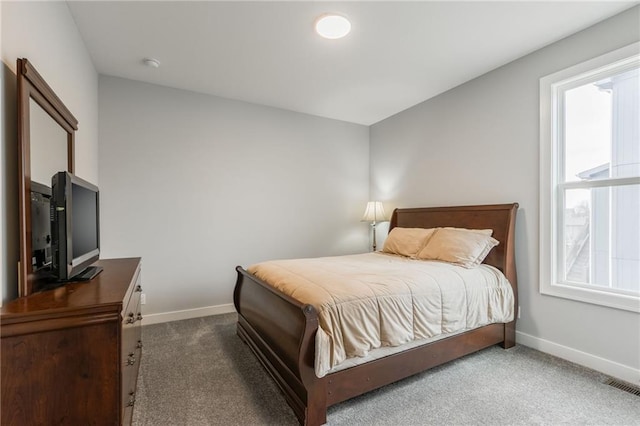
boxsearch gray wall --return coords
[1,2,98,303]
[98,76,370,315]
[370,7,640,379]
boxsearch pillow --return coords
[416,227,499,268]
[382,227,436,258]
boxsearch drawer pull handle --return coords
[126,352,136,366]
[127,391,136,407]
[135,285,143,292]
[126,312,135,324]
[136,313,143,321]
[136,340,143,349]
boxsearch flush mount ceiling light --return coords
[142,58,160,68]
[315,14,351,39]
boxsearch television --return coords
[51,171,103,281]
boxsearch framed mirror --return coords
[17,58,78,297]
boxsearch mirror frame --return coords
[17,58,78,297]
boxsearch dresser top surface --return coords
[1,258,141,318]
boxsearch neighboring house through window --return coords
[540,42,640,312]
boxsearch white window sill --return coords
[541,281,640,313]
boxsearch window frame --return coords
[539,42,640,313]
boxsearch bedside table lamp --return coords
[362,201,387,251]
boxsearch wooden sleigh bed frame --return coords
[233,203,518,425]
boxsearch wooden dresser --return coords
[1,258,143,425]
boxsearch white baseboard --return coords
[142,303,236,325]
[516,331,640,386]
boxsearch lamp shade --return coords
[362,201,386,222]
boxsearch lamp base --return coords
[371,222,377,252]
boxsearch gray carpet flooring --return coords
[132,313,640,425]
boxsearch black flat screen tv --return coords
[51,171,102,281]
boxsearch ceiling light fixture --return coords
[143,58,160,68]
[314,14,351,39]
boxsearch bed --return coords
[233,203,518,425]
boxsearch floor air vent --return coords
[605,378,640,397]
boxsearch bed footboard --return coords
[233,267,327,425]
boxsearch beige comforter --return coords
[248,252,514,377]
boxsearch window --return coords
[540,43,640,312]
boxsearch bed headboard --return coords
[389,203,519,287]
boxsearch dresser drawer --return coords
[121,266,143,424]
[122,289,142,359]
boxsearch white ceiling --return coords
[67,1,637,125]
